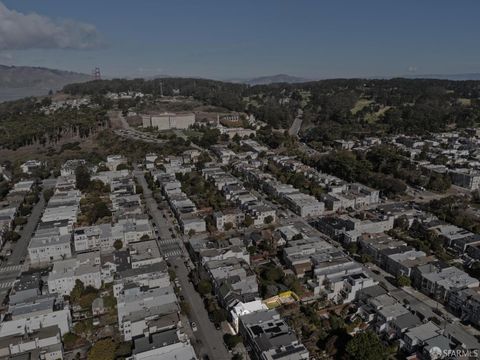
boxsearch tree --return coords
[347,243,358,255]
[223,334,243,349]
[345,331,386,360]
[197,279,212,296]
[74,319,93,338]
[63,332,80,350]
[397,275,411,287]
[359,254,372,264]
[188,229,195,237]
[264,215,274,224]
[3,231,20,242]
[113,239,123,250]
[263,266,284,282]
[43,187,55,202]
[115,341,132,358]
[282,273,304,295]
[180,300,191,315]
[244,215,254,227]
[79,292,97,309]
[394,215,410,231]
[116,163,131,171]
[103,294,117,309]
[87,339,117,360]
[0,181,9,200]
[224,222,234,231]
[427,172,451,193]
[93,201,111,219]
[70,280,85,303]
[75,165,91,191]
[212,308,228,324]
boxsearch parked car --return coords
[191,322,198,331]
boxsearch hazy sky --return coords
[1,0,480,79]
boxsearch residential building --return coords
[0,326,63,359]
[106,154,128,171]
[130,330,197,360]
[239,309,309,360]
[47,251,102,295]
[20,160,43,174]
[117,285,178,341]
[449,168,480,190]
[28,232,72,265]
[411,263,479,302]
[214,209,245,231]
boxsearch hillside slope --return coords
[0,65,92,102]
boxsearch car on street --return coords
[191,322,198,331]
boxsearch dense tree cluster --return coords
[177,171,231,211]
[425,195,480,233]
[315,150,407,197]
[314,145,453,196]
[0,97,108,149]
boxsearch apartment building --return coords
[238,309,309,360]
[117,285,178,341]
[47,251,102,295]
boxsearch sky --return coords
[1,0,480,79]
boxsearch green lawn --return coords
[350,98,374,115]
[364,105,391,123]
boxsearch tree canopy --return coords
[345,331,387,360]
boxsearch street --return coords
[0,179,55,302]
[8,178,57,265]
[7,194,44,266]
[134,169,231,359]
[134,170,183,258]
[173,257,231,360]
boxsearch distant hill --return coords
[0,65,92,102]
[366,73,480,81]
[226,74,311,85]
[403,73,480,81]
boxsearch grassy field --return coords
[364,105,391,123]
[350,98,373,115]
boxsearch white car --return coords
[191,322,198,331]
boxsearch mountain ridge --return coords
[0,64,92,102]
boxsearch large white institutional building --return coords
[142,112,195,130]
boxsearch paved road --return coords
[8,179,55,265]
[173,256,231,360]
[135,169,230,359]
[0,179,55,302]
[134,170,183,258]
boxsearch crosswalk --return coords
[0,264,23,273]
[0,281,14,289]
[158,238,182,258]
[159,238,179,245]
[163,249,182,257]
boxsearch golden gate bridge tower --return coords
[93,67,101,80]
